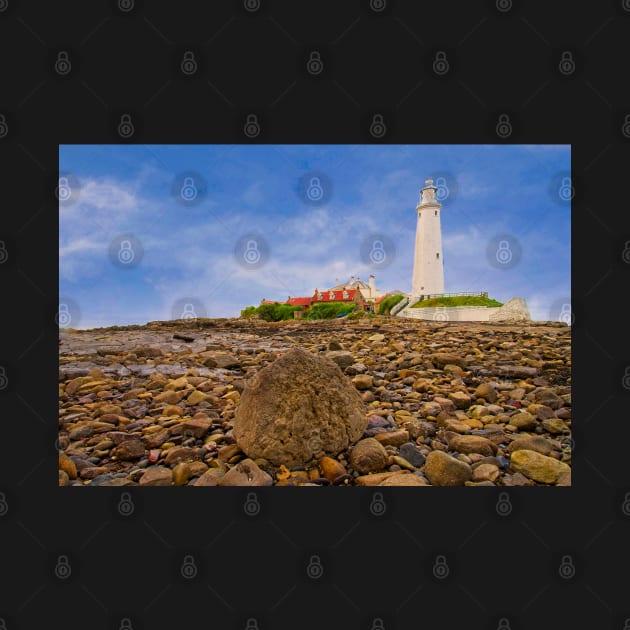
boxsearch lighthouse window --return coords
[436,253,439,259]
[434,210,438,216]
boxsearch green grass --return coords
[378,293,405,315]
[240,301,356,321]
[304,302,356,320]
[411,295,504,308]
[240,303,304,321]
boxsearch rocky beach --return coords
[58,316,571,487]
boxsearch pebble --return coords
[373,429,409,447]
[139,466,173,486]
[509,449,571,484]
[509,412,538,431]
[172,462,191,486]
[398,442,426,467]
[58,318,570,486]
[423,450,472,486]
[352,374,374,390]
[378,472,427,486]
[443,432,498,457]
[507,435,554,457]
[163,446,200,465]
[319,456,347,482]
[59,453,77,479]
[541,418,568,434]
[349,438,388,474]
[471,463,500,482]
[113,439,146,461]
[217,459,272,486]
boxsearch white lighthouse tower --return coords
[411,178,444,298]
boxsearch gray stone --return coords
[399,442,426,467]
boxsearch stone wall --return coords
[397,297,531,322]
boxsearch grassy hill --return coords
[378,293,405,315]
[411,295,504,308]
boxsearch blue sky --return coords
[59,144,570,328]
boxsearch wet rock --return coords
[502,471,535,486]
[402,420,437,441]
[164,446,200,465]
[527,403,556,420]
[556,470,571,486]
[139,466,173,486]
[134,347,163,358]
[59,453,77,479]
[509,449,571,484]
[217,458,273,486]
[192,466,226,486]
[509,412,537,431]
[443,432,498,457]
[233,347,366,467]
[507,436,553,457]
[59,469,70,486]
[319,456,347,482]
[379,473,427,486]
[532,388,564,410]
[352,374,374,390]
[373,429,409,448]
[208,353,241,369]
[497,365,538,378]
[153,390,186,405]
[217,444,243,463]
[326,351,354,369]
[355,470,412,485]
[143,429,170,449]
[186,390,208,405]
[541,418,568,434]
[471,463,500,482]
[429,353,466,369]
[399,442,426,467]
[419,402,442,417]
[172,463,191,486]
[423,450,472,486]
[448,391,472,409]
[349,438,388,474]
[113,439,145,461]
[80,466,110,480]
[473,382,497,403]
[180,417,213,439]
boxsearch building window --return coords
[342,290,348,299]
[329,292,335,300]
[317,293,323,301]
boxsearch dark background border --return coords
[1,1,629,628]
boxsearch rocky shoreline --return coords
[58,316,571,487]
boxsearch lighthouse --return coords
[411,178,444,298]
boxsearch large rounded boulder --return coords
[233,347,367,467]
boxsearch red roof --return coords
[312,288,357,302]
[286,297,312,306]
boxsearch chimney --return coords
[369,274,375,297]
